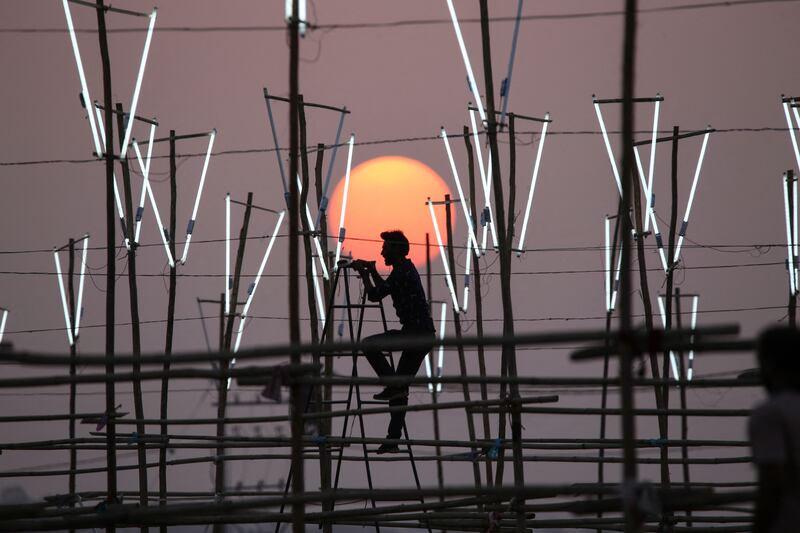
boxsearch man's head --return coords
[380,230,409,266]
[757,326,800,393]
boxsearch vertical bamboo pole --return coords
[464,125,493,487]
[425,233,445,498]
[67,238,77,533]
[619,1,639,532]
[674,289,692,527]
[115,103,147,528]
[95,1,117,520]
[444,194,482,491]
[298,97,329,533]
[788,170,797,327]
[313,142,333,533]
[288,2,305,532]
[477,7,524,519]
[160,130,178,530]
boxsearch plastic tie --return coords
[186,219,195,235]
[646,438,667,447]
[679,220,688,237]
[135,207,144,222]
[500,78,508,97]
[127,431,140,445]
[312,435,328,446]
[488,438,502,459]
[338,227,346,241]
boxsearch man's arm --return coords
[352,260,389,301]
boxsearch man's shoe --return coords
[376,443,400,454]
[372,386,408,402]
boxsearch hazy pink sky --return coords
[0,0,799,512]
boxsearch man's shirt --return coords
[366,258,435,334]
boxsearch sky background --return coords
[1,0,800,528]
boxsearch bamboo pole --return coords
[444,194,482,491]
[67,238,77,533]
[617,1,640,531]
[675,290,692,528]
[288,2,304,532]
[115,103,148,529]
[95,0,118,521]
[464,125,493,486]
[160,129,178,529]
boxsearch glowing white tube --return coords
[94,105,130,249]
[74,235,89,338]
[424,302,448,393]
[794,177,799,294]
[233,211,286,355]
[333,134,355,269]
[461,236,472,313]
[436,302,447,393]
[134,124,156,244]
[634,146,667,272]
[296,174,329,280]
[469,109,498,251]
[656,296,679,380]
[427,200,460,313]
[0,309,7,343]
[181,129,217,265]
[783,101,800,174]
[311,257,326,331]
[673,130,710,263]
[688,295,699,381]
[605,217,611,312]
[441,128,479,255]
[53,250,74,346]
[132,140,174,267]
[784,175,797,295]
[225,193,231,315]
[593,101,622,195]
[516,114,550,256]
[120,9,157,158]
[610,248,622,311]
[61,0,102,156]
[644,99,660,233]
[444,0,485,123]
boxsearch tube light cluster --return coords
[440,128,480,256]
[673,129,711,263]
[444,0,485,123]
[231,210,286,386]
[424,303,448,393]
[333,134,356,269]
[468,109,499,252]
[515,113,550,256]
[132,136,175,268]
[427,199,460,313]
[783,172,799,295]
[52,235,90,347]
[180,129,216,265]
[782,97,800,175]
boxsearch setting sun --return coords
[327,156,453,271]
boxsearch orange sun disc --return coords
[327,155,453,272]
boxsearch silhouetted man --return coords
[351,230,435,453]
[750,326,800,532]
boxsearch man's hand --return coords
[350,259,375,272]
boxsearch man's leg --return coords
[362,330,400,378]
[385,338,435,441]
